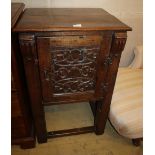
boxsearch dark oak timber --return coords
[11,3,25,29]
[14,8,131,143]
[19,34,47,143]
[11,3,36,149]
[95,32,127,134]
[48,126,94,138]
[13,8,131,32]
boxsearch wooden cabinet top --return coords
[13,8,131,32]
[11,3,25,29]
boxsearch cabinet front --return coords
[37,34,111,104]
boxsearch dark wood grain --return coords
[12,126,35,149]
[95,32,127,134]
[37,33,112,104]
[48,126,94,138]
[11,92,23,117]
[15,8,131,143]
[11,3,36,149]
[11,3,25,29]
[13,8,132,32]
[19,34,47,143]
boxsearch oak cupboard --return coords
[13,8,132,143]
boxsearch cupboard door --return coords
[37,34,112,104]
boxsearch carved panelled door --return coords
[37,34,112,104]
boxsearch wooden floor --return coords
[12,102,143,155]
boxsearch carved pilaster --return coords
[19,34,47,143]
[111,32,127,52]
[19,34,39,65]
[95,32,128,134]
[102,32,126,68]
[19,34,35,43]
[108,32,127,84]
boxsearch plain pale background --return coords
[11,0,143,66]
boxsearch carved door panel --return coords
[37,35,111,104]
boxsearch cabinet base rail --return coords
[47,126,94,138]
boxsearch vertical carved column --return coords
[95,32,127,134]
[19,34,47,143]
